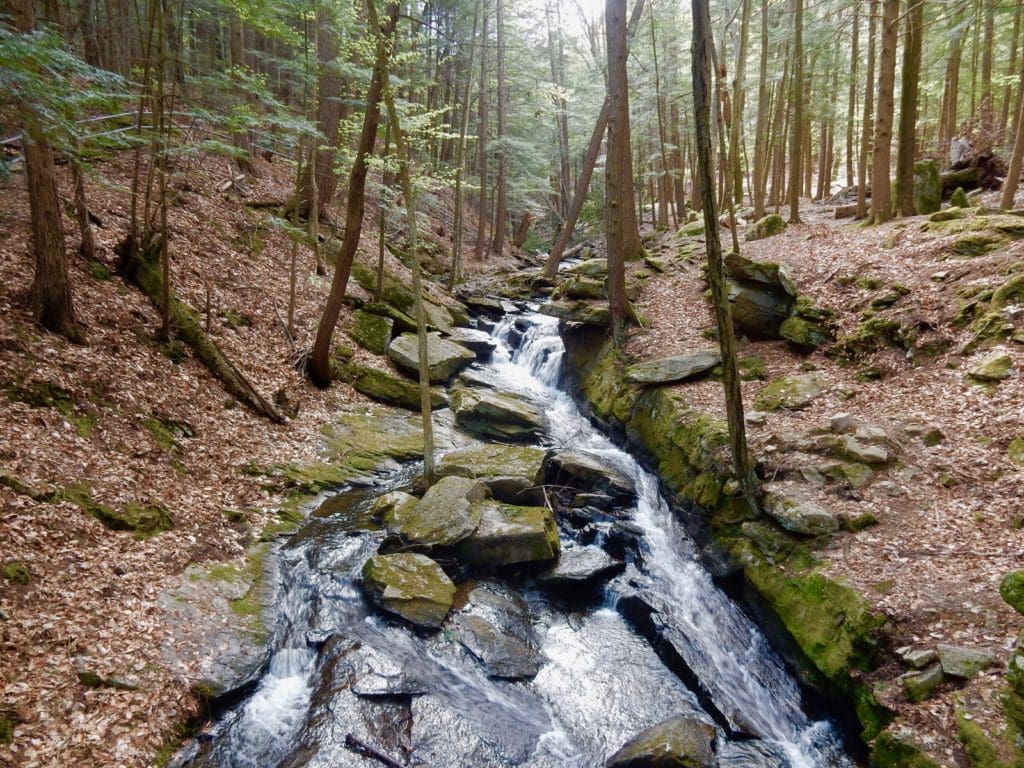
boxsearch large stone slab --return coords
[763,489,838,536]
[539,300,612,327]
[447,327,497,359]
[451,387,546,442]
[347,309,394,355]
[605,715,717,768]
[436,443,546,504]
[387,475,488,547]
[755,373,825,411]
[346,363,448,411]
[387,332,476,384]
[454,500,560,566]
[937,644,994,679]
[447,583,541,680]
[361,553,456,628]
[537,545,625,588]
[624,348,722,384]
[543,449,636,503]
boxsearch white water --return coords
[492,311,852,768]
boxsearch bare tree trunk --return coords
[1000,1,1022,141]
[71,158,96,262]
[787,0,803,223]
[752,0,771,218]
[229,15,254,173]
[856,0,877,218]
[981,0,995,136]
[605,0,640,341]
[546,0,572,219]
[895,0,923,217]
[846,0,859,188]
[730,0,751,206]
[670,102,687,216]
[1001,92,1024,208]
[490,0,508,255]
[449,1,480,290]
[691,0,757,514]
[474,0,490,262]
[308,1,399,387]
[939,5,965,153]
[869,0,899,224]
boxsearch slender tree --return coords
[787,0,804,224]
[870,0,899,224]
[856,0,878,218]
[751,0,770,218]
[895,0,923,217]
[490,0,508,254]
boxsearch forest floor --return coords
[0,140,1022,768]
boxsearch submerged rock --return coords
[387,475,488,547]
[387,332,476,384]
[361,553,456,628]
[454,500,560,566]
[754,374,825,411]
[451,387,546,442]
[436,443,546,504]
[624,348,722,384]
[605,715,717,768]
[447,584,541,680]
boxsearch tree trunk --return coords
[605,0,640,341]
[308,1,399,388]
[870,0,899,224]
[856,0,878,218]
[895,0,923,217]
[71,159,96,262]
[1000,1,1022,141]
[546,0,572,219]
[939,6,965,153]
[670,102,687,216]
[229,15,254,173]
[787,0,803,223]
[730,0,751,207]
[1001,92,1024,208]
[846,1,859,188]
[474,0,490,262]
[981,0,995,135]
[691,0,757,514]
[450,1,481,290]
[751,0,770,219]
[490,0,508,255]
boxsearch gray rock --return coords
[347,309,394,355]
[841,435,889,464]
[899,647,938,669]
[349,644,430,697]
[448,584,541,680]
[624,348,722,384]
[606,715,717,768]
[387,475,488,547]
[537,545,625,587]
[463,295,505,318]
[370,491,418,525]
[436,443,546,504]
[454,500,560,566]
[387,332,476,384]
[544,449,636,503]
[755,374,825,411]
[967,351,1014,382]
[763,489,838,536]
[745,411,768,426]
[538,300,612,327]
[447,327,497,359]
[451,387,546,442]
[937,644,994,679]
[829,412,857,433]
[902,664,944,702]
[361,553,456,628]
[346,363,449,411]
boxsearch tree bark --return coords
[895,0,923,217]
[490,0,508,255]
[308,1,399,387]
[1000,1,1022,141]
[474,0,490,262]
[730,0,751,207]
[691,0,757,514]
[1002,91,1024,208]
[856,0,878,218]
[870,0,899,224]
[846,1,859,189]
[450,2,481,290]
[605,0,640,341]
[787,0,803,223]
[751,0,771,219]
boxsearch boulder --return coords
[913,159,942,215]
[448,584,541,679]
[902,664,944,702]
[936,644,994,679]
[387,332,476,384]
[539,300,612,327]
[967,351,1013,382]
[624,348,722,384]
[349,643,430,697]
[387,475,489,547]
[898,647,938,669]
[555,275,607,301]
[725,252,798,297]
[779,316,832,350]
[1000,571,1024,615]
[436,443,546,504]
[463,295,505,319]
[1010,437,1024,466]
[840,436,889,465]
[447,327,497,359]
[362,300,417,334]
[537,545,625,588]
[744,213,787,241]
[370,491,418,526]
[605,715,717,768]
[754,374,825,411]
[728,283,795,338]
[454,500,560,566]
[361,553,456,628]
[543,449,636,503]
[763,490,838,536]
[347,309,394,355]
[566,257,608,277]
[679,220,706,237]
[950,187,971,208]
[346,364,448,411]
[451,388,546,442]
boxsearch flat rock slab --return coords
[539,300,612,327]
[387,332,476,384]
[387,475,488,547]
[447,327,498,358]
[537,545,625,588]
[447,584,541,680]
[755,373,825,411]
[902,664,944,702]
[624,348,722,384]
[544,449,636,503]
[451,387,546,442]
[361,553,456,628]
[606,715,717,768]
[937,644,994,679]
[436,443,546,504]
[349,643,430,697]
[347,363,448,412]
[454,500,560,566]
[763,488,838,536]
[968,351,1013,382]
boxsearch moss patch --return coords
[61,482,174,538]
[5,379,97,438]
[871,730,941,768]
[2,561,31,585]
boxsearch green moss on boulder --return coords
[871,730,941,768]
[345,363,448,411]
[912,160,942,215]
[745,213,787,241]
[347,310,394,354]
[951,232,1008,257]
[754,373,825,411]
[1000,571,1024,615]
[361,553,456,628]
[454,500,560,566]
[2,561,31,584]
[950,187,971,209]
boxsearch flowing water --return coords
[180,309,854,768]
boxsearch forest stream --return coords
[174,307,857,768]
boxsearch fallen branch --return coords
[344,734,407,768]
[116,234,286,424]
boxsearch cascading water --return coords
[180,308,855,768]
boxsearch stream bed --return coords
[178,309,855,768]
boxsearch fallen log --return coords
[116,234,286,423]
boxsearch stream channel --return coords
[179,308,856,768]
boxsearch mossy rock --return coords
[61,482,174,538]
[1001,571,1024,615]
[347,310,394,355]
[361,553,455,628]
[830,317,913,360]
[780,316,833,351]
[553,275,606,301]
[5,379,96,438]
[450,387,546,442]
[565,257,607,277]
[950,232,1008,257]
[927,206,968,223]
[345,363,448,411]
[754,373,825,411]
[454,500,560,566]
[605,716,717,768]
[745,213,787,241]
[387,332,475,384]
[361,301,417,334]
[967,351,1013,382]
[871,730,941,768]
[436,443,545,504]
[323,408,424,470]
[1009,437,1024,466]
[737,356,768,380]
[950,187,971,209]
[679,219,706,237]
[2,561,31,585]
